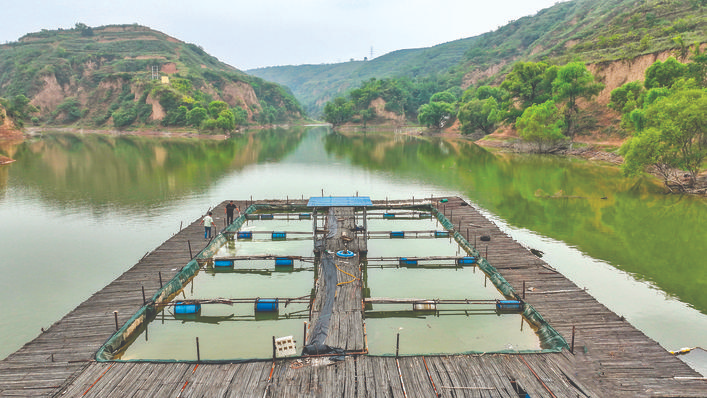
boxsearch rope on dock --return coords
[335,262,358,286]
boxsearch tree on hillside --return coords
[0,95,39,127]
[515,100,566,152]
[644,57,688,89]
[620,128,676,189]
[186,107,208,127]
[501,62,555,106]
[430,91,457,104]
[208,101,229,118]
[609,81,645,131]
[417,101,455,129]
[358,108,376,128]
[457,98,499,135]
[500,62,557,123]
[323,97,354,127]
[552,62,603,138]
[622,88,707,187]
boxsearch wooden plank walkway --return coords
[308,207,365,352]
[1,197,705,397]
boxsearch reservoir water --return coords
[1,126,705,360]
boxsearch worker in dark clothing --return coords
[225,201,239,225]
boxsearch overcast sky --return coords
[2,0,566,70]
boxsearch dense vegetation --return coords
[315,0,707,191]
[0,24,304,131]
[613,53,707,189]
[256,0,707,118]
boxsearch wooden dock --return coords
[1,197,705,397]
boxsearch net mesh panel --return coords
[431,206,568,351]
[96,204,272,361]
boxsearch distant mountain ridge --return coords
[249,0,707,117]
[248,36,478,116]
[0,24,304,130]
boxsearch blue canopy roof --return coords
[307,196,373,207]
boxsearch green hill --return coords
[0,24,304,131]
[248,0,707,117]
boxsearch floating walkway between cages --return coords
[197,255,316,264]
[2,197,706,397]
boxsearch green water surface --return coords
[1,127,705,360]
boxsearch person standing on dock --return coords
[200,211,214,240]
[225,201,239,225]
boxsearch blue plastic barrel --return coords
[496,300,523,312]
[299,213,311,219]
[255,298,279,312]
[174,302,201,314]
[272,231,286,240]
[399,258,418,266]
[275,257,294,267]
[390,231,405,238]
[237,231,252,239]
[214,259,233,267]
[456,256,476,265]
[434,231,450,238]
[383,213,395,219]
[260,214,274,220]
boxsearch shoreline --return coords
[7,123,707,196]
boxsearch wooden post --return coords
[188,240,193,259]
[196,337,201,362]
[485,246,488,259]
[272,336,277,360]
[113,311,119,331]
[180,221,183,231]
[412,196,414,205]
[396,333,400,358]
[141,286,146,305]
[158,272,163,288]
[303,321,308,346]
[321,189,324,197]
[571,326,576,354]
[522,281,526,300]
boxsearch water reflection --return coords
[1,128,305,207]
[322,130,707,314]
